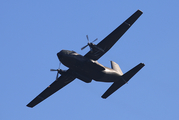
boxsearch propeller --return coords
[50,62,62,80]
[81,35,98,50]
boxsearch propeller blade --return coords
[56,72,59,80]
[86,35,89,42]
[81,44,89,50]
[92,38,98,43]
[81,35,97,50]
[58,62,61,69]
[50,69,58,71]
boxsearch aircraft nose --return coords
[57,50,64,59]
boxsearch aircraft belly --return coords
[58,51,122,82]
[72,63,105,81]
[93,68,122,82]
[60,56,104,81]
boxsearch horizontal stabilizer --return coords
[122,63,145,82]
[101,63,145,99]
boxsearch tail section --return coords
[102,63,145,99]
[110,61,123,75]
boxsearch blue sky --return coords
[1,0,179,120]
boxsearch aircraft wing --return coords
[84,10,143,60]
[27,70,76,108]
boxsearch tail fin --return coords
[110,61,123,75]
[101,63,145,99]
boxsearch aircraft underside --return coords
[57,50,123,83]
[26,10,144,108]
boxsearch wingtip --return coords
[101,95,107,99]
[137,9,143,13]
[26,102,35,108]
[140,63,145,66]
[26,104,33,108]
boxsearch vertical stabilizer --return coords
[110,61,123,75]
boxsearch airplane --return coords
[27,10,144,108]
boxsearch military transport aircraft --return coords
[27,10,144,108]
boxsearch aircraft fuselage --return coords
[57,50,122,83]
